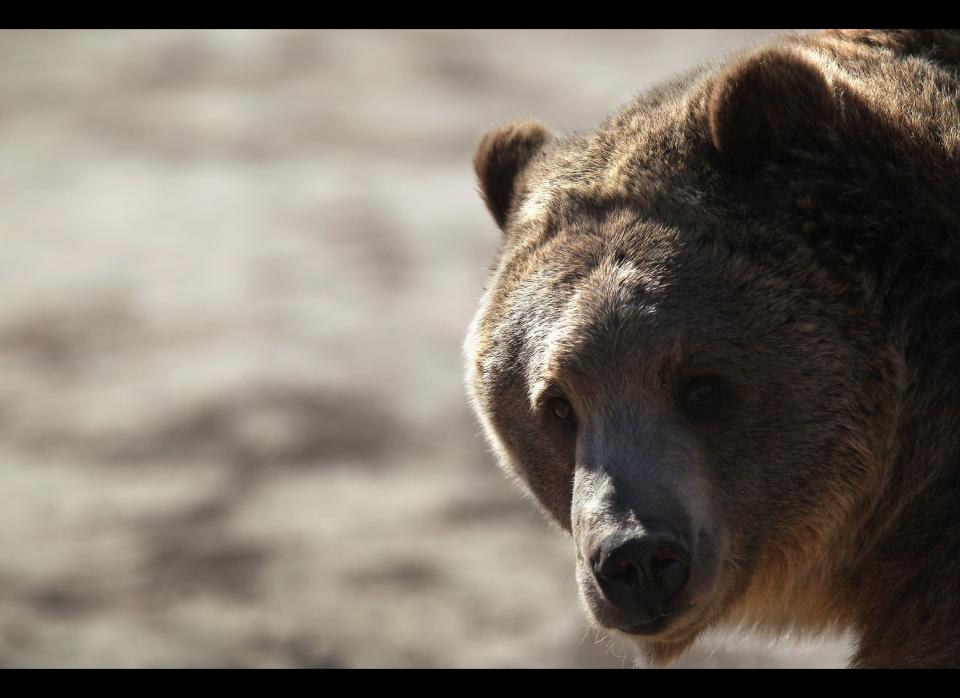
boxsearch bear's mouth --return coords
[622,612,683,636]
[612,601,698,637]
[622,616,672,636]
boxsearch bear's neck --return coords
[844,456,960,667]
[842,305,960,667]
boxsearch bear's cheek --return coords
[697,376,872,562]
[476,384,577,528]
[506,429,577,529]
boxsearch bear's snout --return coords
[589,529,692,632]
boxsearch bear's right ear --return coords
[474,119,553,231]
[708,47,838,173]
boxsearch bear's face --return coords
[466,46,904,663]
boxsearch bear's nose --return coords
[591,532,691,614]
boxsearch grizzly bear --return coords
[464,30,960,668]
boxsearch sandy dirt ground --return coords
[0,29,852,667]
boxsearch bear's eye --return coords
[681,376,722,419]
[547,398,576,425]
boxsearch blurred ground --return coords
[0,29,852,667]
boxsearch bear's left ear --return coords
[708,47,838,173]
[474,119,553,231]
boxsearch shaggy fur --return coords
[464,30,960,668]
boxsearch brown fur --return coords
[465,30,960,667]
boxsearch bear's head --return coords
[465,43,906,664]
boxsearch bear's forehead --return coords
[527,260,675,395]
[482,204,806,405]
[505,207,710,303]
[503,230,733,391]
[517,122,720,238]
